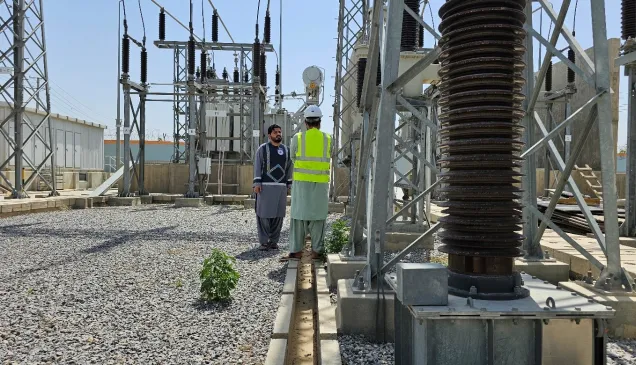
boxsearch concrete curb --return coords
[0,195,109,218]
[265,260,300,364]
[315,266,341,362]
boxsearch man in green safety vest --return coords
[280,105,333,261]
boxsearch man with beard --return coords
[253,124,292,250]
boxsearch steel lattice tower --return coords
[0,0,57,198]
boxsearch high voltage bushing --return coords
[212,9,219,42]
[200,51,207,79]
[122,36,130,74]
[376,54,382,86]
[401,0,420,51]
[623,0,636,40]
[187,38,196,75]
[418,24,424,48]
[546,61,553,92]
[141,48,148,84]
[356,57,367,107]
[253,40,261,78]
[437,0,529,300]
[567,48,576,84]
[222,67,229,80]
[159,8,166,41]
[264,10,272,44]
[260,53,267,87]
[233,68,240,83]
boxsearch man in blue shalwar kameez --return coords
[253,124,292,250]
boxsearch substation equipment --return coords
[116,1,279,198]
[0,0,59,198]
[331,0,635,363]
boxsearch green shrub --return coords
[199,249,240,302]
[324,219,349,254]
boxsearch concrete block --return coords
[55,198,69,208]
[272,294,294,339]
[92,196,108,204]
[264,339,287,365]
[328,202,345,213]
[317,294,337,340]
[336,196,349,203]
[337,279,395,342]
[108,197,140,206]
[73,197,92,209]
[514,259,570,285]
[560,281,636,339]
[320,340,342,365]
[327,254,366,288]
[286,196,291,205]
[140,195,153,204]
[174,198,203,208]
[316,267,330,294]
[282,268,297,294]
[47,200,57,208]
[30,201,48,210]
[244,199,256,209]
[396,263,448,306]
[232,195,249,202]
[0,204,13,213]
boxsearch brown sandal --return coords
[280,252,302,262]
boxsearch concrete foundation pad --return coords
[320,340,342,365]
[73,197,93,209]
[515,259,570,285]
[108,197,140,206]
[264,338,287,365]
[140,195,153,204]
[560,281,636,338]
[174,198,203,208]
[385,231,434,251]
[328,202,345,213]
[152,194,181,203]
[336,279,395,342]
[327,254,366,288]
[244,199,256,209]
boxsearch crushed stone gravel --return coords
[0,204,295,364]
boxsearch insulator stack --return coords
[222,67,229,80]
[200,52,207,79]
[159,9,166,41]
[567,48,576,84]
[437,0,529,300]
[418,24,424,48]
[260,53,267,87]
[401,0,420,51]
[122,36,130,74]
[275,67,280,86]
[196,67,201,79]
[546,61,553,92]
[187,38,196,75]
[253,41,261,78]
[244,71,249,83]
[212,10,219,42]
[141,49,147,83]
[356,57,367,107]
[264,10,271,44]
[623,0,636,40]
[233,68,240,83]
[376,54,382,86]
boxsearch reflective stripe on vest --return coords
[294,129,331,183]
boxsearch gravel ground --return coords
[0,204,298,364]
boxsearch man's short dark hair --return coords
[268,124,281,134]
[305,117,321,127]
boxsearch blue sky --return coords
[43,0,627,147]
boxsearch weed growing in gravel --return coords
[324,219,349,254]
[199,249,240,302]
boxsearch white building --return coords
[0,102,106,171]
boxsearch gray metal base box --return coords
[395,263,448,306]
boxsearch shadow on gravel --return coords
[82,225,178,254]
[235,247,280,261]
[191,298,234,312]
[267,265,287,284]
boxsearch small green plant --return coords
[174,278,184,288]
[199,249,240,302]
[324,219,349,254]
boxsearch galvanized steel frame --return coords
[0,0,58,198]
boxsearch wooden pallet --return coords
[575,164,603,199]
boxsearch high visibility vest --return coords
[293,129,332,183]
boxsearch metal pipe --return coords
[12,0,25,198]
[622,65,636,237]
[39,0,57,196]
[544,103,552,198]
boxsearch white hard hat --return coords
[304,105,323,119]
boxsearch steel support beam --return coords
[622,64,636,237]
[589,0,627,291]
